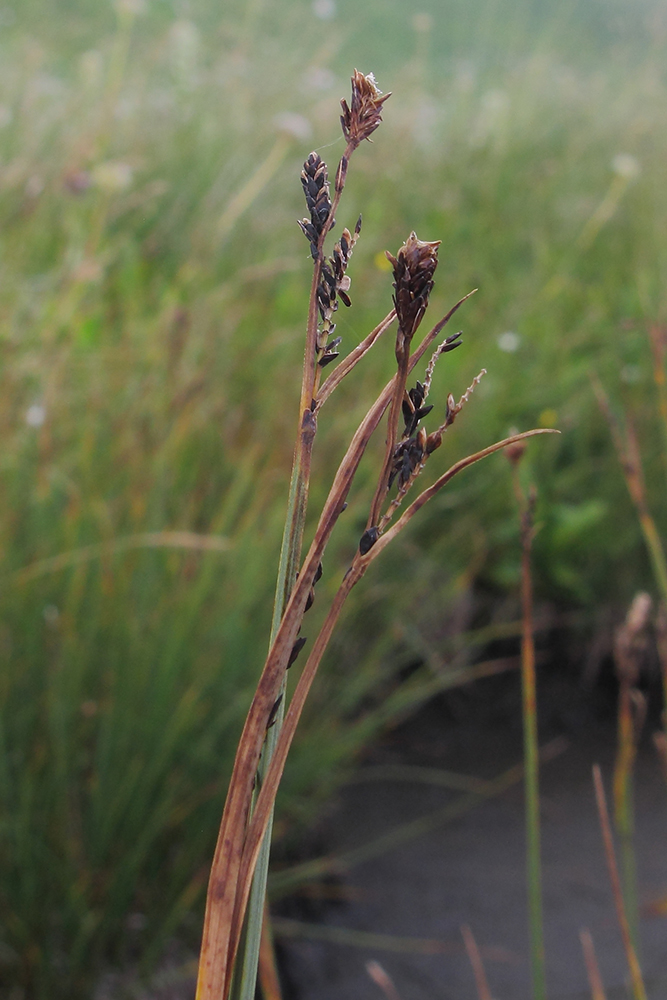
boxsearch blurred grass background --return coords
[1,0,667,995]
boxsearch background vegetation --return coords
[0,0,666,994]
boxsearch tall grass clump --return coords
[195,69,556,1000]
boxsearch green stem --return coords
[618,788,640,954]
[647,330,667,491]
[517,482,547,1000]
[593,766,647,1000]
[232,433,312,1000]
[638,510,667,608]
[231,138,356,1000]
[654,374,667,489]
[614,684,641,956]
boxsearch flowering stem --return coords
[228,129,353,1000]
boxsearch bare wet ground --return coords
[107,670,667,1000]
[276,680,667,1000]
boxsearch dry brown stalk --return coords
[579,927,608,1000]
[315,307,396,411]
[591,764,647,1000]
[461,924,495,1000]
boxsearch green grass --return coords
[0,0,667,995]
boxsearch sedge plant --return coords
[195,70,557,1000]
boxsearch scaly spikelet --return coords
[340,70,391,150]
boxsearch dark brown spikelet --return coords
[425,429,442,454]
[299,152,332,252]
[388,427,428,490]
[359,526,379,555]
[386,232,440,342]
[401,381,433,437]
[287,636,308,670]
[340,70,391,149]
[316,223,360,362]
[266,694,283,730]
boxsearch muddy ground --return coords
[275,666,667,1000]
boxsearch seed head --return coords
[315,224,361,361]
[359,525,379,555]
[386,232,440,341]
[340,70,391,149]
[299,152,332,249]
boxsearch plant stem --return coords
[514,472,547,1000]
[258,903,283,1000]
[230,142,353,1000]
[231,427,313,999]
[613,682,641,955]
[637,509,667,608]
[579,928,608,1000]
[592,765,646,1000]
[461,924,494,1000]
[647,324,667,488]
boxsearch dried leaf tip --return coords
[340,70,391,149]
[387,232,441,341]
